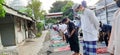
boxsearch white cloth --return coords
[108,8,120,55]
[73,20,81,27]
[79,8,99,41]
[59,24,67,34]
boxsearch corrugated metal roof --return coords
[3,4,34,21]
[45,12,63,18]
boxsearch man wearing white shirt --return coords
[108,0,120,55]
[59,23,67,34]
[58,23,68,42]
[75,4,99,55]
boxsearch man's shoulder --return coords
[103,24,112,28]
[114,9,120,15]
[69,21,75,26]
[70,21,74,23]
[84,8,94,15]
[85,8,93,12]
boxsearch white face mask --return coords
[77,11,82,14]
[77,11,83,14]
[77,11,83,18]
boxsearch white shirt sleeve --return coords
[88,10,100,31]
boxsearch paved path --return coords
[18,30,48,55]
[49,29,111,55]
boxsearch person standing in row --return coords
[108,0,120,55]
[99,21,112,46]
[75,4,100,55]
[62,18,81,55]
[58,22,68,43]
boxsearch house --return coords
[45,12,63,18]
[0,4,35,47]
[95,0,118,24]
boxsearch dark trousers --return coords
[104,34,108,46]
[64,33,69,43]
[68,35,80,53]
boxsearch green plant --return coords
[36,22,44,32]
[45,18,57,24]
[0,0,6,18]
[26,0,46,20]
[62,1,74,20]
[36,32,42,37]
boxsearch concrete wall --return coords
[0,34,3,49]
[0,15,16,46]
[14,18,28,44]
[0,14,29,46]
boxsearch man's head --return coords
[62,17,70,24]
[75,4,84,12]
[81,0,87,8]
[114,0,120,7]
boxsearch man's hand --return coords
[68,35,71,38]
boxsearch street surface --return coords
[48,29,110,55]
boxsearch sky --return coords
[5,0,28,6]
[40,0,99,12]
[6,0,99,13]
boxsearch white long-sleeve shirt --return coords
[79,8,99,41]
[108,8,120,55]
[59,24,67,34]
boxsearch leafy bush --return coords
[0,0,6,18]
[36,22,44,32]
[36,32,42,37]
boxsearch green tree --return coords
[36,22,44,33]
[25,8,33,17]
[25,0,46,34]
[49,1,67,13]
[49,1,74,20]
[26,0,46,20]
[38,10,46,20]
[45,18,58,24]
[0,0,6,18]
[61,1,74,20]
[61,1,73,12]
[19,8,33,17]
[27,0,42,19]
